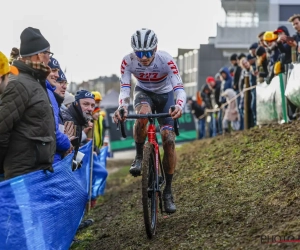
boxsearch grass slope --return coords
[71,122,300,250]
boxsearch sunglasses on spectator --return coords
[135,50,155,59]
[43,51,54,58]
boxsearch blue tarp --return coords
[0,141,108,250]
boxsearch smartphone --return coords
[286,36,295,43]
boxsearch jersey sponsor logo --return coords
[135,73,168,83]
[120,59,128,74]
[138,72,158,79]
[135,73,168,84]
[153,64,158,69]
[177,99,184,107]
[167,60,179,74]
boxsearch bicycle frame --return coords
[147,119,165,193]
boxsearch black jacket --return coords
[0,60,56,179]
[232,63,242,91]
[190,101,205,119]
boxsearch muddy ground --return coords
[71,121,300,250]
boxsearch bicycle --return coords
[116,106,179,239]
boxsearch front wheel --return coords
[141,142,158,239]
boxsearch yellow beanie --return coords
[263,31,278,42]
[91,91,102,101]
[0,52,19,77]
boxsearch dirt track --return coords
[72,121,300,250]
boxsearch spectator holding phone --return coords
[274,26,292,64]
[288,14,300,61]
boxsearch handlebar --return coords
[116,105,180,138]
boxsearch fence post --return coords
[244,71,250,130]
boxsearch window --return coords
[279,5,300,21]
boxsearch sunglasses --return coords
[135,50,155,59]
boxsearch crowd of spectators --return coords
[188,14,300,139]
[0,27,107,201]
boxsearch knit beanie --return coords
[63,91,75,106]
[20,27,50,57]
[75,90,94,101]
[48,57,60,69]
[229,53,238,61]
[91,91,102,101]
[256,46,266,57]
[57,69,67,82]
[206,76,215,83]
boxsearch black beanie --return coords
[20,27,50,57]
[229,53,238,61]
[256,46,266,57]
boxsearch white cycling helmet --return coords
[131,28,158,51]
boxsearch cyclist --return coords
[113,28,186,213]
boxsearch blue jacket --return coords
[219,67,233,103]
[46,81,70,164]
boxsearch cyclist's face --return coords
[138,54,155,66]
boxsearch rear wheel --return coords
[141,142,158,239]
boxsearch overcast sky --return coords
[2,0,224,83]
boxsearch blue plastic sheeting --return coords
[0,141,108,250]
[92,146,108,199]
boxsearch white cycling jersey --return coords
[119,50,186,109]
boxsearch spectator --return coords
[61,90,95,157]
[287,14,300,60]
[63,91,75,108]
[256,46,269,83]
[221,88,240,134]
[214,73,223,135]
[200,83,216,138]
[9,47,19,65]
[219,67,233,104]
[91,91,106,151]
[0,52,18,181]
[0,52,18,94]
[187,97,205,139]
[55,69,69,123]
[249,42,258,58]
[46,58,71,164]
[239,57,255,128]
[258,31,266,47]
[263,31,281,83]
[229,53,242,92]
[274,26,292,64]
[0,27,56,179]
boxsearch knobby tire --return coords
[141,142,158,239]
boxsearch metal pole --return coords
[244,71,250,130]
[86,125,95,214]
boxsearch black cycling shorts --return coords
[133,86,175,131]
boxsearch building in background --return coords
[177,0,300,94]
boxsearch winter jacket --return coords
[219,67,233,103]
[232,63,242,91]
[0,60,56,179]
[46,81,70,164]
[221,88,240,122]
[190,100,205,119]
